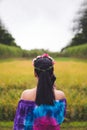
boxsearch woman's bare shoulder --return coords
[54,89,66,100]
[21,87,36,101]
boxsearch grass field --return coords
[0,121,87,130]
[0,57,87,121]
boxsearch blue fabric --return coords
[13,99,66,130]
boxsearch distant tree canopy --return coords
[62,0,87,51]
[0,20,19,47]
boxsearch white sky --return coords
[0,0,83,52]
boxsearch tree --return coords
[71,0,87,46]
[0,19,19,47]
[62,0,87,51]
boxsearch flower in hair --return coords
[42,53,55,64]
[32,53,55,65]
[42,53,49,57]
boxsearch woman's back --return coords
[14,88,66,130]
[13,54,66,130]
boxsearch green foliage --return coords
[61,121,87,128]
[70,34,87,47]
[1,42,87,59]
[62,0,87,49]
[0,44,22,58]
[0,121,87,129]
[0,20,18,47]
[62,44,87,58]
[0,44,61,59]
[22,49,60,58]
[22,49,46,58]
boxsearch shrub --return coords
[0,44,23,58]
[62,43,87,58]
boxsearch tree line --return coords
[0,19,20,48]
[62,0,87,51]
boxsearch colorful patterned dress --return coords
[13,99,66,130]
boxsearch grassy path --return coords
[0,121,87,128]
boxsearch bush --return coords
[0,44,23,58]
[0,44,61,59]
[62,43,87,58]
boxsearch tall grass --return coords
[62,44,87,58]
[0,43,87,59]
[0,44,23,58]
[0,58,87,121]
[0,44,60,59]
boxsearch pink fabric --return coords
[33,116,60,130]
[33,125,60,130]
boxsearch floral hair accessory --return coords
[32,53,55,65]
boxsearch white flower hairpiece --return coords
[32,53,55,65]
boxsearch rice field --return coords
[0,58,87,121]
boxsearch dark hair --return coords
[33,54,56,105]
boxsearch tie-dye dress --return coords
[13,99,66,130]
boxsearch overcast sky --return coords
[0,0,83,52]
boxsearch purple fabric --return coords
[14,100,36,130]
[13,99,66,130]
